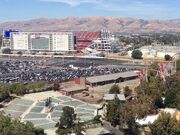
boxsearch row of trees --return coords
[1,48,23,55]
[131,50,175,60]
[2,48,12,54]
[1,48,65,56]
[118,33,180,48]
[109,84,132,97]
[0,112,45,135]
[0,82,54,102]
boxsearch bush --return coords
[131,50,143,59]
[92,115,101,124]
[0,89,10,102]
[0,82,52,97]
[164,54,171,61]
[53,83,60,91]
[149,112,180,135]
[17,51,23,55]
[2,48,11,54]
[109,84,120,94]
[0,112,45,135]
[56,128,72,135]
[124,86,132,97]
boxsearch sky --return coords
[0,0,180,21]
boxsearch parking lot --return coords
[0,57,138,84]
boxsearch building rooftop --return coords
[103,94,126,101]
[136,114,159,126]
[61,86,87,92]
[86,71,137,84]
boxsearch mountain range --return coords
[0,17,180,33]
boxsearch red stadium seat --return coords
[75,31,101,51]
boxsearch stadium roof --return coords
[103,94,125,101]
[86,71,137,84]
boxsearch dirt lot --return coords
[73,79,140,104]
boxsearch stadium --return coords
[75,31,101,51]
[75,30,114,52]
[3,30,75,52]
[2,29,116,53]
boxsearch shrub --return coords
[164,54,171,61]
[2,48,11,54]
[131,50,143,59]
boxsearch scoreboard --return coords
[30,34,50,50]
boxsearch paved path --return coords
[102,121,124,135]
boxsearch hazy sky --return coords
[0,0,180,21]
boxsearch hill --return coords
[0,17,180,33]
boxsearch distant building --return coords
[89,38,114,52]
[2,29,19,48]
[138,45,180,59]
[2,31,75,52]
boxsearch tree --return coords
[93,115,101,124]
[148,62,160,77]
[73,123,84,135]
[0,35,2,47]
[2,48,11,54]
[131,50,142,59]
[15,83,27,95]
[119,101,139,135]
[164,54,171,61]
[124,86,132,97]
[53,83,60,91]
[164,89,180,109]
[149,112,180,135]
[154,93,164,108]
[176,59,180,71]
[59,106,76,128]
[0,89,10,102]
[0,112,45,135]
[109,84,120,94]
[17,51,23,55]
[99,52,105,57]
[106,95,120,127]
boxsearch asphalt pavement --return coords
[102,120,124,135]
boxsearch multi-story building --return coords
[3,31,75,52]
[89,38,115,52]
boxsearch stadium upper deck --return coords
[75,31,101,51]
